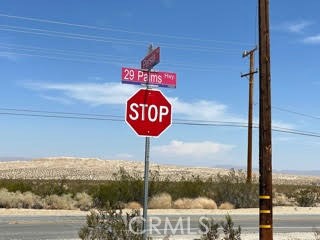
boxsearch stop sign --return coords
[125,89,172,137]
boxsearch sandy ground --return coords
[1,206,320,216]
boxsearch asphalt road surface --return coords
[0,214,319,239]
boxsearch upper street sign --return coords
[121,67,176,88]
[141,47,160,70]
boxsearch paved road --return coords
[0,214,319,239]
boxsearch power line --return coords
[273,106,320,120]
[0,12,252,46]
[1,107,320,138]
[0,42,242,71]
[253,102,320,122]
[0,24,241,54]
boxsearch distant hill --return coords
[214,164,320,177]
[0,157,320,185]
[0,157,31,162]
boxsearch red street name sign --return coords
[141,47,160,70]
[121,67,176,88]
[125,89,172,137]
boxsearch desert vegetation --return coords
[0,167,319,210]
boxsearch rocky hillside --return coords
[0,157,319,185]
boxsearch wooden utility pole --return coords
[241,47,257,183]
[258,0,273,239]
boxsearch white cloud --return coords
[274,20,313,34]
[303,34,320,44]
[271,120,295,130]
[40,94,74,105]
[114,153,134,159]
[153,140,234,159]
[287,21,312,33]
[25,81,138,106]
[24,81,245,122]
[170,97,226,119]
[23,81,295,129]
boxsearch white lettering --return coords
[137,70,144,81]
[149,217,161,235]
[164,73,174,80]
[148,105,158,122]
[159,106,169,122]
[129,103,139,120]
[139,104,148,120]
[198,217,210,234]
[164,216,184,235]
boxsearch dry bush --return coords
[273,192,294,206]
[192,197,217,209]
[173,198,193,209]
[0,188,13,208]
[0,188,44,209]
[173,197,217,209]
[74,192,93,211]
[149,192,172,209]
[20,191,43,209]
[126,201,142,209]
[44,194,76,210]
[219,202,235,210]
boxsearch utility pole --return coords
[241,47,257,183]
[258,0,273,239]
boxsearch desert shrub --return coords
[149,192,172,209]
[200,214,241,240]
[0,188,44,209]
[44,194,76,210]
[200,217,219,240]
[0,180,32,193]
[221,214,241,240]
[173,198,194,209]
[273,192,294,206]
[79,208,152,240]
[219,202,235,210]
[93,168,143,208]
[20,191,44,209]
[294,188,319,207]
[0,188,14,208]
[74,192,93,211]
[173,197,217,209]
[192,197,217,209]
[213,169,258,208]
[126,201,142,209]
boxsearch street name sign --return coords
[141,47,160,70]
[121,67,176,88]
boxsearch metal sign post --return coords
[143,71,150,240]
[143,45,155,240]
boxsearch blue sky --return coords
[0,0,320,171]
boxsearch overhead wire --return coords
[272,106,320,120]
[0,24,241,54]
[1,107,320,138]
[0,42,242,71]
[0,12,252,46]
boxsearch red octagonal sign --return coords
[125,89,172,137]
